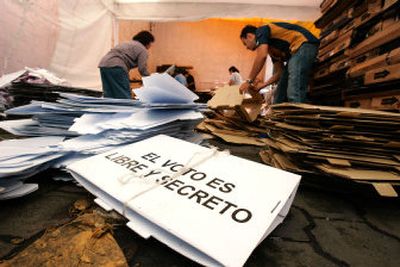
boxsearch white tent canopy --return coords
[112,0,321,21]
[1,0,322,89]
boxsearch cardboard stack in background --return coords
[259,103,400,198]
[197,85,269,146]
[310,0,400,111]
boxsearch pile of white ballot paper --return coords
[0,73,205,199]
[67,134,301,267]
[1,72,302,265]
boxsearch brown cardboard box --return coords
[319,30,352,57]
[348,47,400,77]
[368,0,383,13]
[365,62,400,84]
[353,11,377,29]
[371,94,400,110]
[320,29,339,48]
[320,0,338,14]
[330,57,352,73]
[381,15,399,30]
[319,37,352,62]
[314,64,331,79]
[383,0,398,10]
[315,1,355,29]
[388,48,400,65]
[340,19,356,35]
[348,22,400,58]
[344,98,372,109]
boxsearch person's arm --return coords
[254,61,284,90]
[228,73,236,86]
[239,43,269,93]
[137,51,150,77]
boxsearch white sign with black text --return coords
[67,135,301,267]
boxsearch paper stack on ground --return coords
[0,74,205,199]
[67,134,301,267]
[0,68,101,107]
[0,136,67,199]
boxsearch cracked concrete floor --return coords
[0,141,399,266]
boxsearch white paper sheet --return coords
[136,73,199,104]
[0,183,38,200]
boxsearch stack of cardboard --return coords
[196,110,269,146]
[207,85,264,122]
[311,0,400,110]
[197,85,268,146]
[259,103,400,197]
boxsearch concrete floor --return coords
[0,140,399,266]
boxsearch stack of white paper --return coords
[0,136,66,199]
[0,76,206,199]
[67,135,301,267]
[0,180,38,200]
[2,90,205,137]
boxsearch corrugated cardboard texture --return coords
[259,103,400,197]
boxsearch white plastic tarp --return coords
[1,0,322,89]
[48,0,114,89]
[113,0,321,21]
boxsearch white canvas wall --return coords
[47,0,114,89]
[114,0,321,21]
[0,0,58,76]
[1,0,321,89]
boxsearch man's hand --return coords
[254,81,267,91]
[239,81,252,93]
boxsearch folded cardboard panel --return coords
[319,30,353,57]
[207,85,263,122]
[347,47,400,78]
[368,0,382,13]
[345,98,372,109]
[207,85,242,109]
[352,9,380,29]
[261,103,400,196]
[320,29,340,48]
[339,18,356,35]
[353,1,369,18]
[320,0,338,14]
[330,57,352,73]
[383,0,398,10]
[319,40,352,62]
[352,1,397,29]
[348,22,400,58]
[372,183,398,197]
[371,94,400,110]
[314,64,331,80]
[365,62,400,84]
[316,1,355,29]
